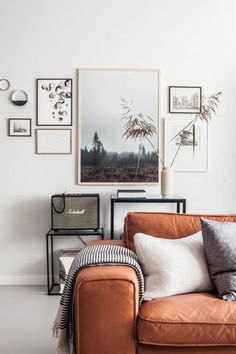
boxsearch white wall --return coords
[0,0,236,284]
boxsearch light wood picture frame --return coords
[36,129,72,154]
[77,68,161,185]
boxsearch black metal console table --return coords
[110,195,186,240]
[46,228,104,295]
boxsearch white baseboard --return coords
[0,276,47,285]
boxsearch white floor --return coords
[0,285,59,354]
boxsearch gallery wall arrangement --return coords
[3,77,73,154]
[3,73,222,185]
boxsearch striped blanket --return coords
[53,244,144,354]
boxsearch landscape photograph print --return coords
[78,69,160,184]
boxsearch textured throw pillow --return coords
[134,232,213,301]
[201,218,236,301]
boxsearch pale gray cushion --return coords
[201,218,236,301]
[134,232,213,301]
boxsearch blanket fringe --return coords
[56,329,73,354]
[52,321,59,338]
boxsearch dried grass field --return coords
[80,164,158,183]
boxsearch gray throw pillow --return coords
[201,218,236,301]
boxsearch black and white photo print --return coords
[8,119,31,137]
[169,86,202,114]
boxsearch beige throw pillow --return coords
[134,232,213,301]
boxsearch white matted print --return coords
[164,117,208,171]
[37,79,72,126]
[8,118,31,137]
[36,129,72,154]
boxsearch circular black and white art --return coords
[11,90,28,106]
[0,79,10,91]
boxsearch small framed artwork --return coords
[169,86,202,113]
[36,78,72,126]
[164,117,208,171]
[8,118,31,137]
[36,129,72,154]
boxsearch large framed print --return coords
[36,78,72,126]
[169,86,202,114]
[78,68,160,185]
[36,129,72,154]
[164,117,208,171]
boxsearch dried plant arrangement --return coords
[121,91,222,170]
[169,92,222,166]
[121,98,164,178]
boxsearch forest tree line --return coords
[81,132,158,167]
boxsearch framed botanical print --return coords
[169,86,202,114]
[77,68,160,185]
[36,78,72,126]
[8,118,31,137]
[164,117,208,171]
[36,129,72,154]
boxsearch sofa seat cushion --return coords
[138,293,236,346]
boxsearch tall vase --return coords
[161,167,173,197]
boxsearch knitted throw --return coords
[53,244,144,354]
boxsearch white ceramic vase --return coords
[161,167,173,197]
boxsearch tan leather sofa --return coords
[75,212,236,354]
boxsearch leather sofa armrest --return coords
[75,265,139,354]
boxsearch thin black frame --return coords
[8,118,32,137]
[36,78,72,126]
[169,86,202,114]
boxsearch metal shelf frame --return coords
[46,228,104,295]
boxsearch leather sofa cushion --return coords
[124,212,236,252]
[138,293,236,346]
